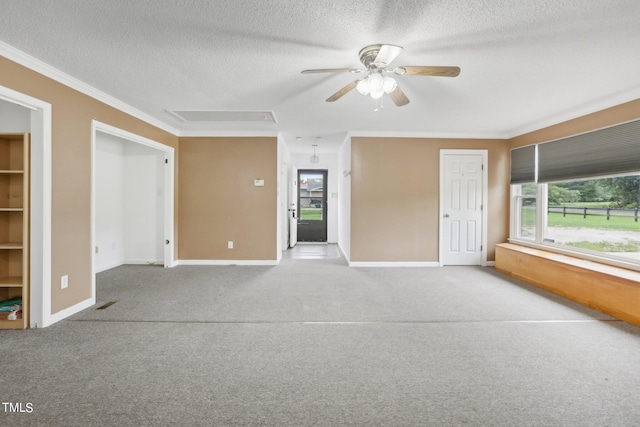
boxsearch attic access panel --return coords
[167,110,277,123]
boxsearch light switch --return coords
[254,179,265,187]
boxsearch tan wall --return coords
[0,56,179,314]
[351,137,510,262]
[178,137,277,261]
[510,98,640,148]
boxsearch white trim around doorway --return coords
[90,121,176,307]
[0,85,52,328]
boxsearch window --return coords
[512,183,538,241]
[544,174,640,263]
[511,174,640,265]
[510,120,640,267]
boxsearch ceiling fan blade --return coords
[302,68,362,74]
[326,80,359,102]
[395,66,461,77]
[374,44,403,66]
[388,86,410,106]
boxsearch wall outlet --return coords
[228,241,234,249]
[61,275,69,289]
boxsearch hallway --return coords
[284,243,341,260]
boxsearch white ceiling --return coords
[1,0,640,154]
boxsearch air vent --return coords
[96,301,117,310]
[167,110,277,123]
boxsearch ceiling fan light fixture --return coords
[370,88,385,99]
[356,79,370,95]
[368,73,384,91]
[356,72,393,99]
[382,76,397,93]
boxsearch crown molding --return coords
[505,87,640,139]
[0,41,179,135]
[177,129,280,137]
[347,130,511,140]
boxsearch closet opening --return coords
[91,121,175,295]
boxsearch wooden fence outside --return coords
[548,206,639,222]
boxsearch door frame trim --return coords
[0,85,52,328]
[288,166,298,248]
[91,119,175,266]
[90,121,176,310]
[296,169,328,243]
[438,149,488,267]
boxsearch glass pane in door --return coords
[299,172,324,221]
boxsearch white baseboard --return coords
[337,243,350,264]
[349,261,441,267]
[177,259,279,266]
[95,259,163,273]
[125,259,164,266]
[95,260,124,274]
[486,261,496,267]
[42,297,95,328]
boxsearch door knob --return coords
[444,214,450,218]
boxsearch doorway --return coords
[0,85,52,328]
[284,243,341,259]
[297,169,328,242]
[94,133,166,271]
[439,149,488,266]
[91,121,175,297]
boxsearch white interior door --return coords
[440,150,486,265]
[289,166,298,247]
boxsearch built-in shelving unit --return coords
[0,133,29,329]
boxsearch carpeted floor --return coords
[2,251,640,426]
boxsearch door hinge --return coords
[165,159,168,164]
[482,164,484,170]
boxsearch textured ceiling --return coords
[1,0,640,153]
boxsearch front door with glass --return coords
[297,170,328,242]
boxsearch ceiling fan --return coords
[302,44,460,106]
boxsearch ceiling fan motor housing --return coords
[359,44,385,69]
